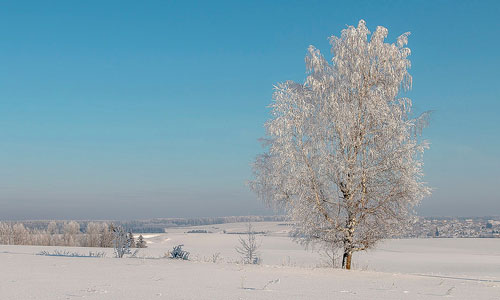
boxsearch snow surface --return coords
[1,222,499,299]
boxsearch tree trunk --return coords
[345,252,352,269]
[342,211,355,270]
[342,250,352,270]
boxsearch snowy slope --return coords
[1,222,499,299]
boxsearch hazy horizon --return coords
[1,1,499,220]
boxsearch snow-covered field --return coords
[1,222,499,299]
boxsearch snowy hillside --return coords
[1,222,499,299]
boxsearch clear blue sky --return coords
[1,0,499,220]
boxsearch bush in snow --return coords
[37,250,106,258]
[169,244,190,260]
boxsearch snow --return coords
[1,222,499,299]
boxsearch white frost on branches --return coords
[113,226,132,258]
[251,20,431,269]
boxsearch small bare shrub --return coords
[210,252,221,263]
[235,223,261,264]
[37,250,106,258]
[319,246,341,268]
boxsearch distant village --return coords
[119,215,500,239]
[398,216,500,238]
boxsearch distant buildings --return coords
[397,216,500,238]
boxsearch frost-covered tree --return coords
[0,222,12,244]
[100,223,114,248]
[127,231,135,248]
[112,225,132,258]
[251,20,430,269]
[47,221,58,235]
[136,234,147,248]
[13,223,29,245]
[63,221,81,246]
[85,222,101,247]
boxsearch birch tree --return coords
[251,20,430,269]
[85,222,101,247]
[112,225,132,258]
[63,221,81,246]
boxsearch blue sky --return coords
[0,0,499,219]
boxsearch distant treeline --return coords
[117,215,287,232]
[0,221,147,248]
[0,215,287,235]
[0,221,115,247]
[224,231,267,235]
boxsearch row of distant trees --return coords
[0,221,146,248]
[120,215,287,232]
